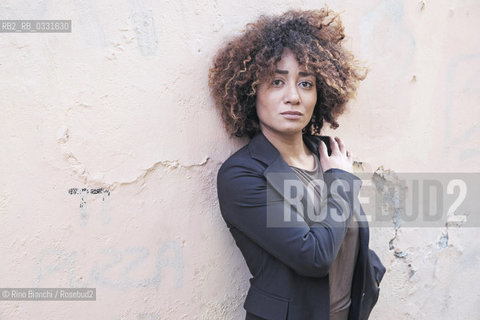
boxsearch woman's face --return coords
[255,48,317,137]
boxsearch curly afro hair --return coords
[208,7,366,139]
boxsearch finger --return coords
[346,150,353,162]
[318,140,329,159]
[330,136,339,155]
[335,136,346,155]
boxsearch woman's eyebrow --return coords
[299,71,313,77]
[274,69,313,77]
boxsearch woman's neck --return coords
[261,129,313,167]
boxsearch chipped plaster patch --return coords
[372,166,408,258]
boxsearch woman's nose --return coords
[284,83,300,105]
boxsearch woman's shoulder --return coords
[303,134,332,156]
[303,133,330,145]
[217,141,266,180]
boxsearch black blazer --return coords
[217,131,386,320]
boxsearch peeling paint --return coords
[437,227,449,249]
[420,0,426,11]
[61,145,211,188]
[112,156,211,189]
[372,166,408,258]
[408,264,416,280]
[56,126,70,144]
[394,249,408,259]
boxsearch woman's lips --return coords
[281,111,303,119]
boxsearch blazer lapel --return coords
[248,132,322,222]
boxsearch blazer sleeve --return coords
[217,160,363,278]
[369,249,386,285]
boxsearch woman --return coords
[209,8,386,320]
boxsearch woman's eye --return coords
[299,81,313,89]
[272,79,284,86]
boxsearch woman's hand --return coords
[319,136,353,173]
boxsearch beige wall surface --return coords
[1,0,479,319]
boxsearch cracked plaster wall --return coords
[0,0,479,319]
